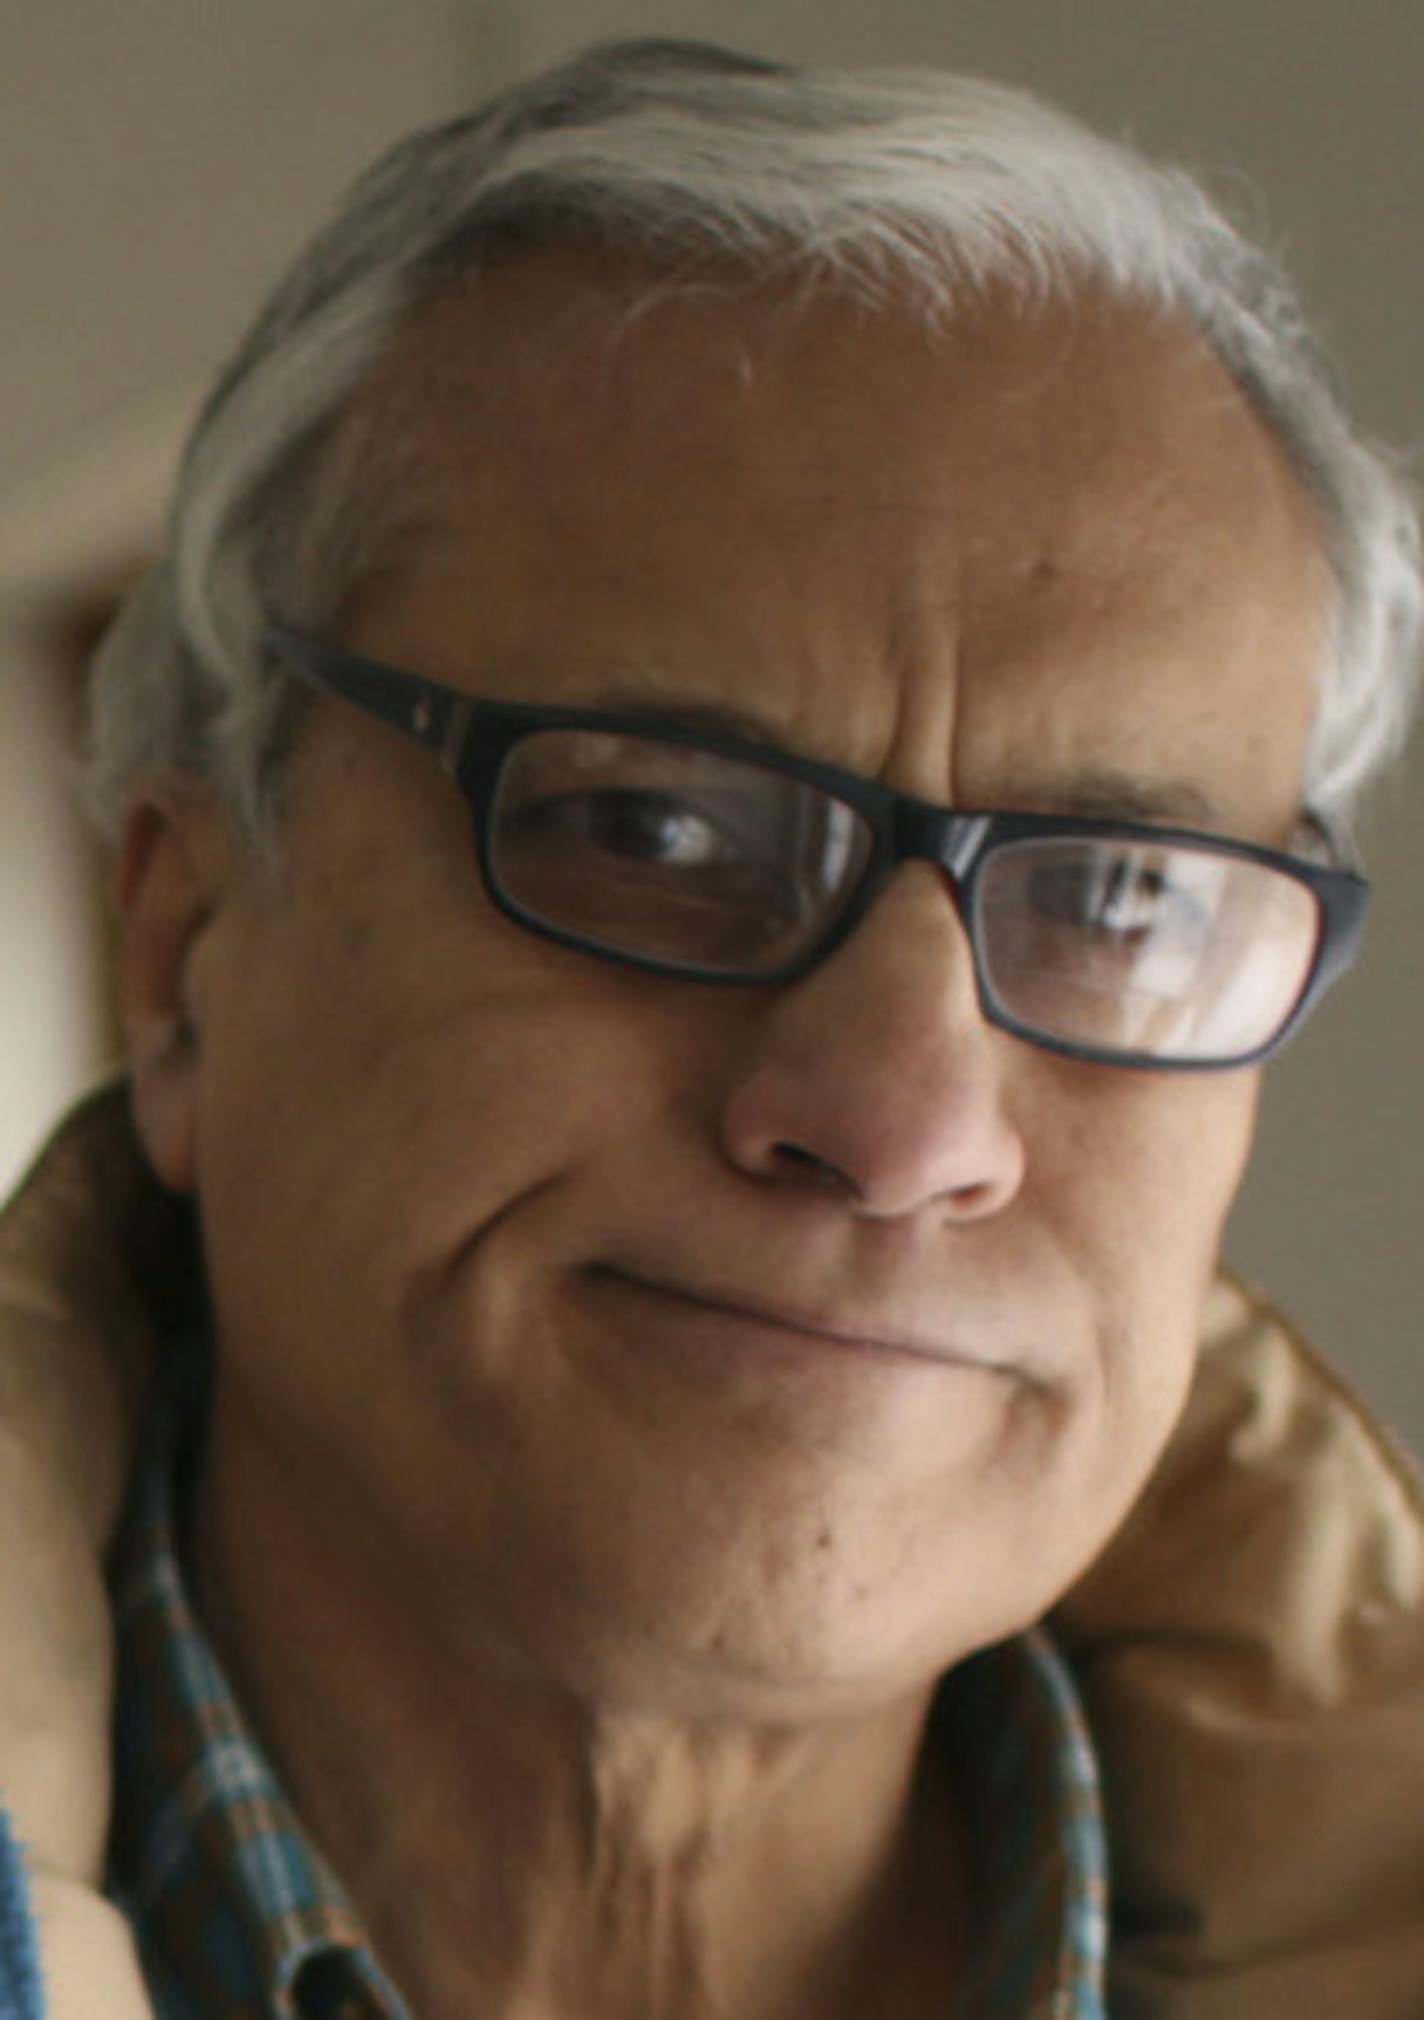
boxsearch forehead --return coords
[354,256,1328,831]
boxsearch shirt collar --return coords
[109,1411,407,2020]
[941,1629,1109,2015]
[109,1411,1106,2019]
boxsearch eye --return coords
[516,789,741,869]
[1029,852,1208,944]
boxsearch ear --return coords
[115,789,233,1194]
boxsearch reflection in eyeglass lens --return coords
[490,732,1322,1059]
[978,840,1319,1059]
[492,730,871,966]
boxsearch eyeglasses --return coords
[266,626,1369,1071]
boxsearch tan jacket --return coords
[3,1086,1422,2018]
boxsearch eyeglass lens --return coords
[488,727,1321,1062]
[974,839,1317,1061]
[492,728,873,969]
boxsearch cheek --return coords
[190,856,723,1380]
[901,1070,1266,1645]
[1124,1071,1259,1273]
[1048,1065,1261,1451]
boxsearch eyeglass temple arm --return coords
[267,626,472,770]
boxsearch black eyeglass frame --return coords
[266,624,1370,1072]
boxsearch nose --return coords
[718,867,1027,1222]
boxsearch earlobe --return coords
[115,792,229,1195]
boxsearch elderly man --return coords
[1,36,1422,2020]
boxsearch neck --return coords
[193,1411,972,2020]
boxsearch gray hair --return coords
[87,36,1422,845]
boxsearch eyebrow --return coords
[1024,768,1226,829]
[577,686,1226,829]
[578,683,785,748]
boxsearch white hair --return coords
[87,37,1422,844]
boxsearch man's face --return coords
[138,266,1327,1717]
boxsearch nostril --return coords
[771,1141,861,1199]
[940,1177,1002,1218]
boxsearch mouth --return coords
[584,1265,1009,1376]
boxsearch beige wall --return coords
[2,1,1419,1448]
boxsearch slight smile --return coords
[585,1265,1017,1377]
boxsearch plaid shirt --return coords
[106,1413,1108,2020]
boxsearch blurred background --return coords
[2,1,1419,1449]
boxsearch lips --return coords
[584,1264,1010,1375]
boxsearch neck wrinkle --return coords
[192,1392,970,2020]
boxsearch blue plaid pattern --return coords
[108,1424,408,2020]
[944,1630,1110,2016]
[0,1811,44,2020]
[105,1414,1107,2018]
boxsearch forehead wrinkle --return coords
[545,656,1231,834]
[532,652,913,781]
[368,275,1324,859]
